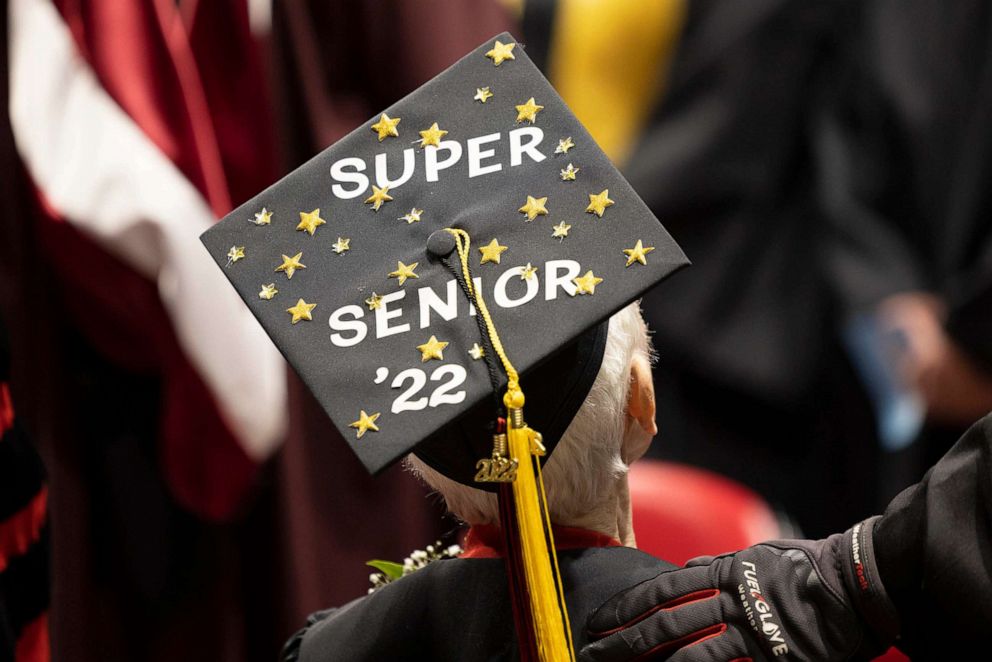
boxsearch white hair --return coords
[405,302,652,526]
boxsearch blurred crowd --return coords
[1,1,990,660]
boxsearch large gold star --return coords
[418,123,448,148]
[573,270,603,295]
[388,261,419,285]
[479,238,509,265]
[275,252,306,279]
[560,163,579,181]
[364,185,393,211]
[485,40,516,66]
[251,208,272,225]
[286,298,316,324]
[515,97,544,124]
[474,87,493,103]
[370,113,401,141]
[350,410,381,439]
[555,137,575,154]
[623,239,656,267]
[518,195,548,221]
[297,209,326,235]
[226,246,245,265]
[520,263,538,280]
[552,221,571,240]
[469,343,485,360]
[365,292,383,310]
[332,237,351,254]
[586,189,615,218]
[258,283,278,300]
[399,208,423,224]
[417,335,449,362]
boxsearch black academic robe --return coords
[282,547,676,661]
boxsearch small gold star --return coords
[485,40,516,66]
[332,237,351,254]
[474,87,493,103]
[417,335,449,362]
[555,137,575,154]
[275,252,306,279]
[586,189,615,217]
[560,163,580,181]
[469,343,485,360]
[573,270,603,295]
[251,208,272,225]
[519,195,549,221]
[365,292,383,310]
[515,97,544,124]
[520,263,538,280]
[364,185,393,211]
[388,261,419,285]
[479,238,509,265]
[418,123,448,148]
[226,246,245,265]
[623,239,656,267]
[297,209,326,235]
[552,221,571,240]
[399,208,423,224]
[286,298,316,324]
[350,410,381,439]
[258,283,278,300]
[370,113,401,141]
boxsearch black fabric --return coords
[873,413,992,659]
[581,521,896,662]
[284,546,675,661]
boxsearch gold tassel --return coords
[446,228,576,662]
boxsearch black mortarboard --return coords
[200,33,687,489]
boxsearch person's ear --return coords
[622,355,657,464]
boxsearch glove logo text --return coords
[739,561,790,656]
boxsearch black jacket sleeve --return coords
[873,412,992,657]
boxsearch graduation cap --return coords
[201,32,687,661]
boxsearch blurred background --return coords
[1,0,991,660]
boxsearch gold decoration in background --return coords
[297,209,326,236]
[350,410,381,439]
[518,195,549,221]
[286,298,317,323]
[332,237,351,254]
[400,208,423,224]
[474,87,494,103]
[572,270,603,295]
[370,113,401,141]
[251,208,272,225]
[560,163,579,181]
[585,189,615,217]
[226,246,245,265]
[275,252,306,279]
[258,283,278,300]
[520,263,538,280]
[388,261,419,285]
[515,97,544,124]
[418,123,448,148]
[469,343,486,360]
[623,239,655,267]
[364,185,394,211]
[485,39,516,66]
[365,292,383,310]
[555,137,575,154]
[552,221,571,240]
[479,238,509,265]
[417,335,449,362]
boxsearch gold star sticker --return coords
[226,246,245,265]
[573,270,603,295]
[417,335,449,362]
[418,123,448,148]
[350,410,381,439]
[297,209,326,235]
[479,238,509,265]
[552,221,571,240]
[586,189,615,217]
[332,237,351,254]
[370,113,401,141]
[258,283,278,300]
[623,239,656,267]
[518,195,549,221]
[555,137,575,154]
[365,292,383,310]
[520,263,538,280]
[286,298,316,324]
[364,185,393,211]
[469,343,485,360]
[515,97,544,124]
[399,208,423,224]
[251,208,272,225]
[388,261,419,285]
[485,39,516,66]
[474,87,493,103]
[560,163,580,181]
[275,252,306,279]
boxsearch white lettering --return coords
[467,133,502,178]
[545,260,580,299]
[375,148,416,189]
[425,140,463,182]
[375,291,410,338]
[418,280,459,329]
[330,157,369,199]
[494,267,540,308]
[509,127,546,166]
[329,305,367,347]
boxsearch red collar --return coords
[461,524,622,559]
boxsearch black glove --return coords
[580,517,899,661]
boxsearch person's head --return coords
[406,301,657,532]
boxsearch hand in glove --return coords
[580,517,899,661]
